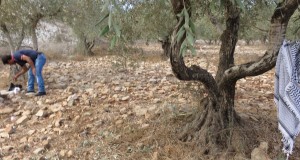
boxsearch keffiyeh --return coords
[274,40,300,158]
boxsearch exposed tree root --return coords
[179,98,259,158]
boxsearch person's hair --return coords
[1,55,11,64]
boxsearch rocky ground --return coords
[0,45,298,160]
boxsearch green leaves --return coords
[102,0,110,12]
[176,6,196,56]
[96,13,109,26]
[97,0,122,49]
[100,25,109,36]
[108,12,112,29]
[176,26,185,43]
[98,13,122,49]
[113,24,121,38]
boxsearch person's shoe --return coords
[26,90,35,93]
[35,92,46,96]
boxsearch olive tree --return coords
[91,0,300,156]
[61,0,107,55]
[169,0,299,154]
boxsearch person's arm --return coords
[21,55,36,76]
[14,65,29,81]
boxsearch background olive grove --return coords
[1,0,299,54]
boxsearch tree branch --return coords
[221,0,300,83]
[170,0,220,100]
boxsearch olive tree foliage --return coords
[120,1,175,42]
[0,0,63,51]
[60,0,109,56]
[196,17,221,44]
[193,0,276,45]
[238,1,275,44]
[0,1,26,52]
[122,1,176,57]
[286,11,300,40]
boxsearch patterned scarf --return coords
[274,40,300,159]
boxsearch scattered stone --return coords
[234,153,248,160]
[0,107,14,114]
[2,156,14,160]
[0,90,9,96]
[0,97,4,103]
[67,94,78,106]
[73,115,80,123]
[20,137,28,143]
[141,123,150,128]
[114,86,122,91]
[10,115,17,122]
[250,116,259,122]
[22,110,31,116]
[149,78,157,84]
[120,107,127,114]
[16,115,29,124]
[33,147,45,154]
[54,118,65,127]
[152,151,158,160]
[19,144,30,152]
[134,106,147,116]
[121,96,130,101]
[2,146,13,152]
[28,130,36,135]
[66,86,77,94]
[25,92,35,96]
[36,109,46,117]
[5,125,16,134]
[115,120,124,125]
[53,128,64,135]
[67,150,74,157]
[153,98,161,103]
[251,142,270,160]
[49,104,64,112]
[59,150,67,157]
[42,140,51,149]
[0,132,10,138]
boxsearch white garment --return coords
[274,40,300,158]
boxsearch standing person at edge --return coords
[1,50,47,96]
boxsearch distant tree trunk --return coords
[76,31,95,56]
[0,22,15,52]
[159,34,171,59]
[261,35,267,44]
[31,27,38,51]
[30,13,43,51]
[169,0,298,156]
[245,39,251,45]
[29,7,61,51]
[83,37,95,56]
[15,26,25,50]
[0,22,27,84]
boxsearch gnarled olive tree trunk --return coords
[169,0,299,155]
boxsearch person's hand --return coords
[13,75,18,81]
[32,67,36,76]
